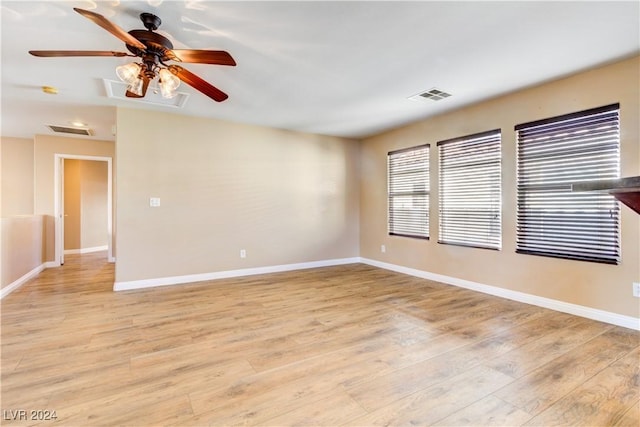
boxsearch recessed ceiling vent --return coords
[47,125,93,136]
[409,88,452,102]
[103,79,189,109]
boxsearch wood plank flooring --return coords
[1,252,638,426]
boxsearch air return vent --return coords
[409,88,452,102]
[103,79,189,108]
[47,125,93,136]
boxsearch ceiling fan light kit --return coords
[29,7,236,102]
[127,73,145,97]
[115,61,181,99]
[158,68,180,99]
[115,63,141,84]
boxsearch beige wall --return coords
[64,159,81,250]
[1,137,34,217]
[360,56,640,318]
[63,159,109,251]
[1,215,45,289]
[34,135,114,261]
[1,137,39,290]
[80,160,108,249]
[115,108,360,283]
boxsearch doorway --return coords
[54,154,113,265]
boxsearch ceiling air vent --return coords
[103,79,189,109]
[409,88,452,102]
[47,125,93,136]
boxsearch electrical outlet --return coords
[240,249,246,259]
[633,282,640,298]
[381,244,386,253]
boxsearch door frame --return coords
[54,154,114,265]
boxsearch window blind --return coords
[388,144,430,239]
[516,103,620,264]
[438,129,502,249]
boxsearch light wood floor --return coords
[1,252,638,426]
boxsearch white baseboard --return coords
[360,258,640,331]
[0,264,46,299]
[64,245,108,255]
[113,257,361,292]
[113,255,639,330]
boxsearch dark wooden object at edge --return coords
[572,176,640,215]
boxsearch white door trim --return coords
[54,154,114,265]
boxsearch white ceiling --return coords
[1,1,639,142]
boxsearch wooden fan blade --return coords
[171,50,236,66]
[29,50,129,57]
[169,65,228,102]
[125,75,150,98]
[74,8,146,50]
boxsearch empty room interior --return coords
[1,1,639,426]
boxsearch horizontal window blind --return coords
[388,144,429,239]
[516,103,620,264]
[438,129,501,249]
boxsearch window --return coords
[388,144,429,239]
[438,129,502,249]
[516,103,620,264]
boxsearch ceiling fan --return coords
[29,8,236,102]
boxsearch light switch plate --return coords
[150,197,161,207]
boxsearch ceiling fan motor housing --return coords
[126,29,174,61]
